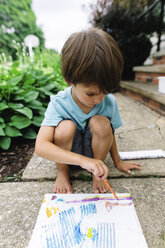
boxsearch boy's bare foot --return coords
[54,166,72,193]
[93,175,109,193]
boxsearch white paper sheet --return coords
[28,193,148,248]
[119,149,165,160]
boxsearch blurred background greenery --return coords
[89,0,165,79]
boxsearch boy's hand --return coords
[80,157,109,180]
[115,160,142,174]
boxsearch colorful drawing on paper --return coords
[28,193,148,248]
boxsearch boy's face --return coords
[71,83,106,109]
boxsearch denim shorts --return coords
[71,121,114,158]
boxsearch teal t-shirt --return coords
[41,86,122,131]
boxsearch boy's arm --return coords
[35,126,109,179]
[109,134,142,173]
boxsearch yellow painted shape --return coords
[46,207,52,218]
[87,228,93,238]
[42,197,46,203]
[51,207,56,214]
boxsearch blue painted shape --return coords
[106,223,109,247]
[94,204,97,214]
[113,223,116,248]
[46,236,50,248]
[96,223,99,248]
[86,204,89,215]
[103,223,105,248]
[92,228,98,241]
[57,198,63,201]
[100,223,103,247]
[83,205,86,216]
[110,223,112,248]
[80,205,83,217]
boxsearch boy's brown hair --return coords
[61,27,124,93]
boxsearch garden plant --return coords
[0,46,67,150]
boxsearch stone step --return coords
[119,81,165,116]
[133,64,165,84]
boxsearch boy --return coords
[35,28,142,194]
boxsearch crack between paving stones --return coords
[155,124,165,142]
[117,125,156,135]
[1,175,165,183]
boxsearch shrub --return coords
[0,49,67,150]
[89,0,162,79]
[99,4,152,79]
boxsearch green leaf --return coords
[31,116,43,126]
[8,103,24,109]
[11,61,20,68]
[0,123,5,129]
[7,76,22,85]
[0,137,11,150]
[5,125,22,137]
[24,91,39,102]
[22,85,34,91]
[23,128,37,139]
[0,103,8,111]
[38,107,46,115]
[14,95,25,101]
[15,107,33,119]
[0,127,5,136]
[24,78,35,85]
[9,115,31,129]
[39,88,52,96]
[0,117,4,123]
[27,100,43,110]
[39,93,46,99]
[14,89,24,94]
[42,82,57,91]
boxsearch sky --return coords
[32,0,94,52]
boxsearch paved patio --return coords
[0,93,165,248]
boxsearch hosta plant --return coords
[0,49,67,150]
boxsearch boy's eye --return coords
[86,93,94,96]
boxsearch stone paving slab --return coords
[156,117,165,139]
[0,179,165,248]
[22,93,165,180]
[114,93,160,134]
[116,127,165,151]
[22,152,165,180]
[22,126,165,180]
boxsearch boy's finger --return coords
[134,165,142,170]
[93,165,103,178]
[127,165,142,171]
[121,167,130,173]
[134,162,142,167]
[94,174,102,180]
[131,163,142,169]
[102,163,109,177]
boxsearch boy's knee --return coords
[54,120,76,145]
[89,115,112,137]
